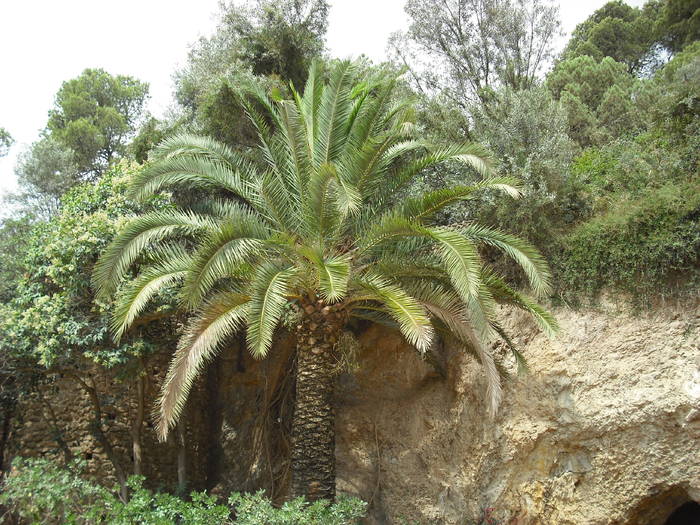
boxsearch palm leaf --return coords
[463,224,552,297]
[354,273,433,352]
[93,210,216,300]
[408,282,502,416]
[305,162,341,241]
[181,219,266,308]
[278,100,311,193]
[296,59,324,157]
[301,247,351,303]
[398,177,521,222]
[245,263,297,358]
[111,246,191,341]
[426,227,482,302]
[156,292,250,440]
[151,133,244,167]
[483,270,559,337]
[313,60,355,167]
[377,142,496,199]
[128,156,256,204]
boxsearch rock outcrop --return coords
[336,300,700,524]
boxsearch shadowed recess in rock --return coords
[664,501,700,525]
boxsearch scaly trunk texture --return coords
[290,300,343,502]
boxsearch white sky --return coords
[0,0,645,197]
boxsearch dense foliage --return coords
[391,0,562,106]
[9,69,149,217]
[47,68,149,175]
[557,180,700,299]
[561,0,664,72]
[399,0,700,300]
[1,458,366,524]
[0,164,156,370]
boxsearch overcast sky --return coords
[0,0,645,197]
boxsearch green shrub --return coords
[555,180,700,300]
[1,458,367,525]
[228,492,366,525]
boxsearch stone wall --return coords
[6,352,216,492]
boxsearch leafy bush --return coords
[228,492,366,524]
[570,136,684,206]
[1,458,367,525]
[555,180,700,300]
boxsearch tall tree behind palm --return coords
[93,60,557,502]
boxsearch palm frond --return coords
[93,210,216,301]
[255,171,301,234]
[111,246,191,341]
[151,133,243,166]
[344,73,397,151]
[357,214,424,254]
[347,307,399,329]
[156,292,250,440]
[278,100,311,193]
[426,227,482,303]
[353,138,424,193]
[408,282,502,416]
[305,162,341,241]
[398,177,521,222]
[313,61,355,167]
[245,263,297,358]
[464,283,499,343]
[377,143,496,199]
[301,247,351,303]
[181,217,267,308]
[333,173,361,219]
[482,270,559,337]
[354,274,433,352]
[128,156,257,204]
[450,142,496,177]
[296,60,324,157]
[463,224,552,297]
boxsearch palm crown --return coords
[94,60,556,499]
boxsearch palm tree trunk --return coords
[290,304,341,502]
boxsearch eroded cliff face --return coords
[8,301,699,524]
[336,301,700,524]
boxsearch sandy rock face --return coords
[335,302,700,524]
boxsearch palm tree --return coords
[93,60,557,502]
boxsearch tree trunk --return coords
[73,374,129,502]
[0,399,16,473]
[130,374,146,476]
[290,301,343,502]
[36,388,73,465]
[176,420,187,496]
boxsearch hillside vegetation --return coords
[0,0,697,523]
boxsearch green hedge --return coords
[556,180,700,300]
[1,458,366,525]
